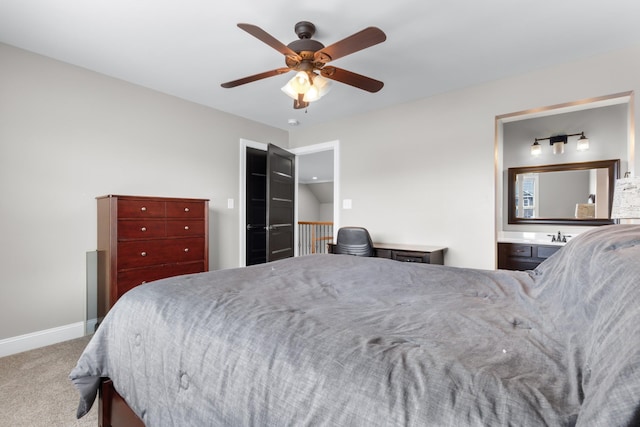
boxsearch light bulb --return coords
[530,141,542,156]
[576,134,589,151]
[290,71,310,93]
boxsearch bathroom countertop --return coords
[497,231,578,246]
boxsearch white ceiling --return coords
[298,150,334,184]
[1,1,640,131]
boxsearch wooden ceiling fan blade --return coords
[314,27,386,63]
[221,68,291,88]
[320,66,384,93]
[237,23,300,58]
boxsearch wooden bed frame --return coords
[99,378,144,427]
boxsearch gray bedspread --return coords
[70,225,640,426]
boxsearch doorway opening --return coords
[292,142,339,257]
[238,139,339,267]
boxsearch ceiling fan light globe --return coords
[302,74,332,102]
[289,71,311,93]
[312,74,332,95]
[281,83,299,100]
[303,85,320,102]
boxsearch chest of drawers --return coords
[97,195,209,318]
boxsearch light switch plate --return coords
[343,199,352,209]
[227,198,234,209]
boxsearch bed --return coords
[70,224,640,426]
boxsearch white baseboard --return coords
[0,322,86,358]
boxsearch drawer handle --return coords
[184,248,189,252]
[184,225,189,230]
[141,252,147,257]
[184,207,190,212]
[141,206,147,212]
[141,227,147,232]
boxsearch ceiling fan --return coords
[221,21,386,109]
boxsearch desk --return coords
[328,243,446,265]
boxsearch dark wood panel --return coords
[166,219,205,237]
[116,262,206,297]
[117,237,205,269]
[100,379,145,427]
[166,200,206,218]
[118,219,166,239]
[504,244,532,258]
[391,251,429,263]
[497,242,562,271]
[246,147,267,266]
[117,199,165,218]
[330,243,446,265]
[537,245,560,259]
[267,144,295,262]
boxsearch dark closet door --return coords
[266,143,295,262]
[245,147,267,265]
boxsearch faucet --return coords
[549,231,570,243]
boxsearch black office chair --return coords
[334,227,375,257]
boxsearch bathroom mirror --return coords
[507,159,619,225]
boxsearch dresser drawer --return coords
[118,240,170,268]
[117,237,205,269]
[375,248,392,259]
[118,199,165,218]
[392,251,429,263]
[116,261,206,297]
[166,220,205,237]
[166,201,205,218]
[169,237,206,263]
[536,245,561,259]
[118,219,166,239]
[504,244,532,257]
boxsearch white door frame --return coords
[290,140,340,256]
[238,139,340,266]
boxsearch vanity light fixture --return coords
[531,132,589,155]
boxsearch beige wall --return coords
[0,43,287,340]
[298,184,321,222]
[288,44,640,269]
[2,40,640,345]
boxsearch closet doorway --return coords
[244,143,296,266]
[239,139,339,267]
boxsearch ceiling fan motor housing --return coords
[287,39,325,53]
[294,21,316,39]
[288,21,325,55]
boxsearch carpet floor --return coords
[0,335,98,427]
